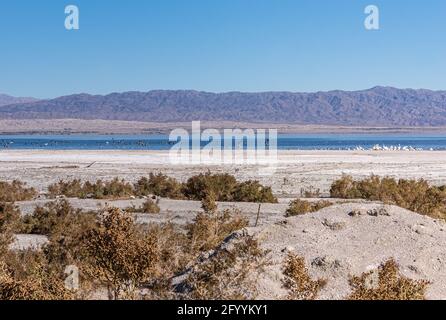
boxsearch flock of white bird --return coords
[351,144,432,151]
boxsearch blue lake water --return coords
[2,134,446,150]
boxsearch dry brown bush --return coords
[300,186,321,198]
[0,180,37,202]
[0,203,22,257]
[20,199,96,237]
[330,175,446,219]
[184,172,277,203]
[186,209,249,253]
[81,208,160,299]
[134,173,185,199]
[282,253,326,300]
[0,251,74,300]
[184,172,238,201]
[233,180,278,203]
[348,259,430,300]
[201,191,218,214]
[285,199,333,217]
[48,178,134,199]
[184,236,269,300]
[126,199,161,214]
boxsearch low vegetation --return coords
[184,236,269,300]
[0,180,37,202]
[134,174,184,200]
[348,259,430,300]
[0,193,250,300]
[47,173,277,203]
[330,175,446,219]
[187,196,249,252]
[48,178,133,199]
[126,199,161,214]
[282,253,327,300]
[285,199,333,217]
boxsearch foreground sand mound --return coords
[196,203,446,300]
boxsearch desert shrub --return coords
[0,180,37,202]
[348,259,430,300]
[0,251,74,300]
[282,253,326,300]
[48,178,134,199]
[232,180,278,203]
[285,199,333,217]
[0,203,22,257]
[184,172,277,203]
[330,175,446,219]
[184,172,238,201]
[300,186,321,198]
[82,208,160,299]
[20,199,96,236]
[126,199,161,214]
[184,236,269,300]
[139,199,161,214]
[186,209,249,253]
[201,191,218,214]
[134,173,184,199]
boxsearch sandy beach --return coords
[1,149,446,197]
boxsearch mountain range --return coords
[1,87,446,126]
[0,94,38,107]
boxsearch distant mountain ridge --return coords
[1,87,446,126]
[0,94,38,107]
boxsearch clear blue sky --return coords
[1,0,445,98]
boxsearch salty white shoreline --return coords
[1,149,446,196]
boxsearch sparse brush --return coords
[20,199,96,237]
[126,199,161,214]
[282,253,327,300]
[184,236,269,300]
[285,199,333,217]
[330,175,446,219]
[134,173,185,199]
[184,172,238,201]
[300,186,321,198]
[0,203,22,258]
[185,172,277,203]
[81,208,160,299]
[0,251,75,300]
[201,191,218,214]
[186,209,249,252]
[233,180,278,203]
[48,178,134,199]
[348,259,430,300]
[0,180,37,202]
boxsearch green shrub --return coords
[285,199,333,217]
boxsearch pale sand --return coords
[1,150,446,196]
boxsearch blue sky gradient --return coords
[1,0,445,98]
